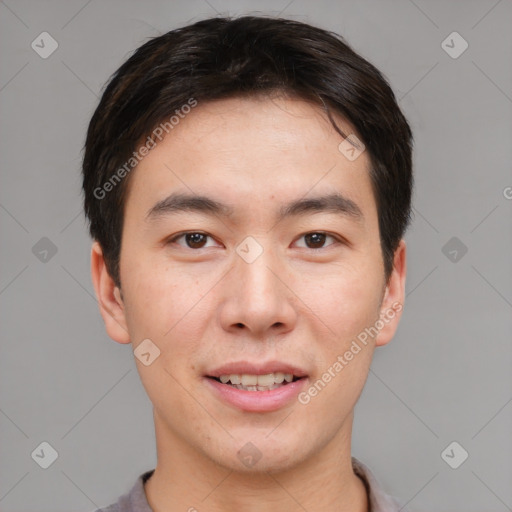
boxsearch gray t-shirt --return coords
[92,457,401,512]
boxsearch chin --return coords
[206,429,312,475]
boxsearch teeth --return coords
[232,383,285,391]
[274,372,285,383]
[217,372,297,387]
[256,373,275,387]
[241,374,258,386]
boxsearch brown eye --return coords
[168,232,217,249]
[185,233,207,248]
[294,231,342,250]
[303,232,328,248]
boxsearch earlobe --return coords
[375,239,407,347]
[90,241,131,344]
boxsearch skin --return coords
[91,95,406,512]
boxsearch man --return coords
[83,15,412,512]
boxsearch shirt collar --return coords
[351,457,402,512]
[120,457,400,512]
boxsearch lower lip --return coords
[205,377,308,412]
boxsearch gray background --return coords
[1,0,511,511]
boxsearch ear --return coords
[375,239,407,347]
[90,241,131,344]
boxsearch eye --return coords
[166,231,342,250]
[294,232,339,249]
[167,232,219,249]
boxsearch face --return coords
[92,95,406,474]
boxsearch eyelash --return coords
[166,231,343,250]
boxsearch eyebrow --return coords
[145,192,364,224]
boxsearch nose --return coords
[218,240,298,338]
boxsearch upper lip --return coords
[206,361,308,378]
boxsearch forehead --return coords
[163,95,360,156]
[123,95,376,225]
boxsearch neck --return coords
[144,411,368,512]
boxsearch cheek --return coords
[122,254,190,330]
[298,265,381,421]
[121,257,217,372]
[296,266,383,348]
[121,263,215,414]
[297,278,378,424]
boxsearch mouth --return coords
[204,363,309,412]
[206,372,304,392]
